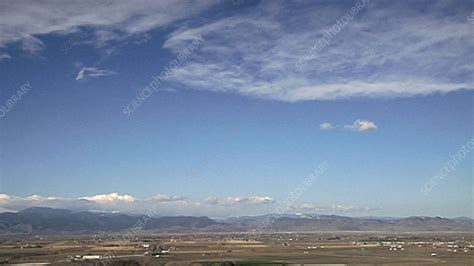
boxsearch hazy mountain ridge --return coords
[0,207,471,234]
[0,207,220,234]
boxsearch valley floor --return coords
[1,232,473,265]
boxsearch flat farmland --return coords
[0,232,472,265]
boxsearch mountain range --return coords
[0,207,471,234]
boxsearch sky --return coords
[0,0,473,218]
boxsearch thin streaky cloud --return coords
[0,53,11,60]
[0,0,216,54]
[165,1,473,102]
[75,67,117,80]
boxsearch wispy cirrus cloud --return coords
[0,53,11,61]
[165,0,473,102]
[2,1,471,102]
[0,0,216,54]
[75,67,117,80]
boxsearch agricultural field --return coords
[0,232,472,265]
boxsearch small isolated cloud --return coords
[205,196,274,206]
[152,194,187,202]
[344,119,377,132]
[320,122,333,130]
[0,53,11,61]
[75,67,117,80]
[79,192,135,203]
[0,194,11,202]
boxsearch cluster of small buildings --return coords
[15,243,42,249]
[388,245,405,251]
[137,243,150,248]
[69,254,108,262]
[428,240,472,253]
[381,240,405,246]
[381,239,473,255]
[142,244,172,258]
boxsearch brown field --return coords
[0,232,472,265]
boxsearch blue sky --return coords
[0,0,472,218]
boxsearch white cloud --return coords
[230,196,274,205]
[79,192,135,203]
[75,67,117,80]
[0,194,11,202]
[276,81,471,102]
[0,0,216,53]
[205,196,274,206]
[164,1,473,102]
[320,122,333,130]
[152,194,186,202]
[297,203,326,212]
[26,195,63,201]
[0,193,378,217]
[1,1,471,102]
[0,53,11,60]
[344,119,377,132]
